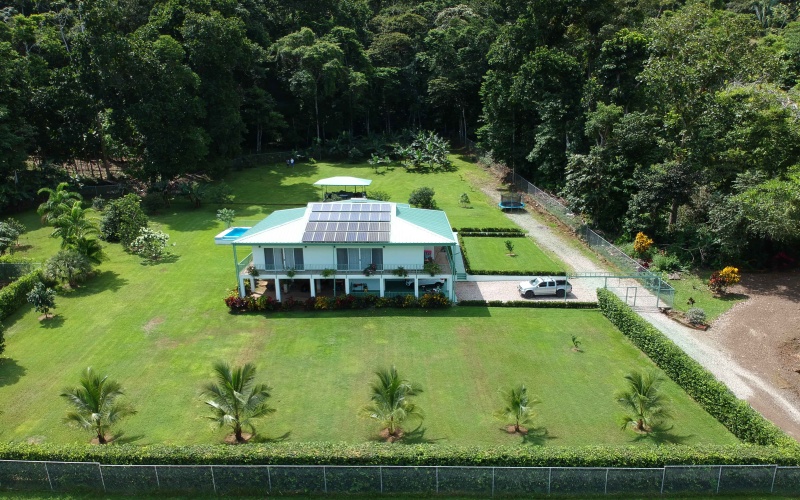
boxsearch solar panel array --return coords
[303,203,392,242]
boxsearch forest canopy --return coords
[1,0,799,265]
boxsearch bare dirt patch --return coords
[143,316,165,335]
[223,433,253,444]
[711,269,800,439]
[378,428,404,443]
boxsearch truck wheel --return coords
[556,289,565,298]
[524,290,534,299]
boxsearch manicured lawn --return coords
[0,158,736,448]
[461,237,567,273]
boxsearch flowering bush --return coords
[419,291,450,309]
[130,227,170,260]
[708,266,741,295]
[314,296,331,310]
[633,232,654,256]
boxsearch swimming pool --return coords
[214,226,251,245]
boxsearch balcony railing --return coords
[244,263,452,277]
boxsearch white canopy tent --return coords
[313,176,373,200]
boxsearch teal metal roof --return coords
[395,206,454,241]
[237,208,306,239]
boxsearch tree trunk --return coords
[669,199,680,227]
[256,124,262,153]
[96,113,112,179]
[235,425,244,443]
[97,429,106,444]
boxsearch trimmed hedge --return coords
[459,300,597,309]
[597,289,798,450]
[0,441,796,467]
[0,269,43,321]
[454,227,525,234]
[459,232,526,237]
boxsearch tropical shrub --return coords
[26,282,56,318]
[495,384,538,433]
[0,221,22,255]
[708,266,742,295]
[141,192,167,214]
[408,187,437,209]
[686,307,707,326]
[418,292,450,308]
[650,252,682,273]
[360,366,423,440]
[616,370,671,433]
[459,193,470,207]
[100,194,149,247]
[216,208,236,228]
[394,131,453,172]
[633,232,654,256]
[368,190,391,201]
[45,250,92,287]
[129,228,170,261]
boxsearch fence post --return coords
[547,468,551,495]
[98,464,106,492]
[660,467,665,495]
[44,462,54,492]
[380,466,383,494]
[323,466,327,494]
[436,467,439,494]
[492,467,495,497]
[267,466,271,494]
[604,468,608,495]
[716,466,723,494]
[210,465,217,494]
[770,466,778,493]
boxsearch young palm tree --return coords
[360,366,423,438]
[616,370,672,433]
[495,384,538,433]
[37,183,82,225]
[60,367,136,444]
[201,361,275,443]
[51,201,99,248]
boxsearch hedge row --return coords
[458,233,564,277]
[0,441,796,467]
[225,291,451,313]
[0,269,43,321]
[597,289,798,450]
[459,232,526,238]
[454,227,525,234]
[459,300,597,309]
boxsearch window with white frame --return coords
[336,248,383,271]
[263,248,305,270]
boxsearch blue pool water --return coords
[224,227,249,239]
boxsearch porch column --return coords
[310,278,317,298]
[414,279,420,298]
[344,277,350,295]
[248,276,255,292]
[275,278,282,301]
[379,278,385,298]
[238,276,246,297]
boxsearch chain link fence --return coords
[1,461,798,496]
[464,141,674,308]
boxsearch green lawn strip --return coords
[461,236,566,273]
[668,271,745,322]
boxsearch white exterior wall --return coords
[251,245,426,269]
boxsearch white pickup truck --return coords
[518,276,572,298]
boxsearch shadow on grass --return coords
[112,431,145,445]
[260,307,493,319]
[399,424,443,445]
[0,358,27,387]
[250,431,292,444]
[67,271,129,297]
[628,424,693,445]
[39,314,65,329]
[518,426,555,446]
[140,254,180,266]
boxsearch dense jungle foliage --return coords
[1,0,799,265]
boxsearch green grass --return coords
[461,237,567,273]
[0,158,736,448]
[668,271,746,322]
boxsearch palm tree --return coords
[201,361,275,443]
[60,367,136,444]
[72,236,105,264]
[37,183,82,225]
[495,384,538,433]
[616,370,672,433]
[51,201,99,248]
[360,366,423,438]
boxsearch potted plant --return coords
[364,263,377,276]
[286,268,296,280]
[321,268,335,278]
[392,266,408,277]
[245,264,259,277]
[423,261,441,276]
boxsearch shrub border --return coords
[597,288,799,450]
[458,300,597,309]
[0,269,43,322]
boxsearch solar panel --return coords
[313,232,325,242]
[306,201,394,244]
